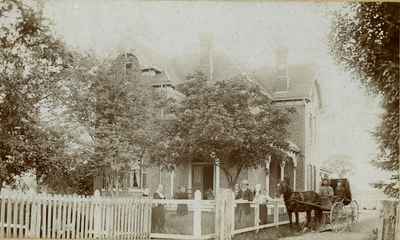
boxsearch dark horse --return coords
[277,179,322,229]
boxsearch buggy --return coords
[293,178,360,232]
[327,178,359,232]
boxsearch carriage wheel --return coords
[330,201,346,232]
[350,200,360,224]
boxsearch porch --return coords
[93,143,302,199]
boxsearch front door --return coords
[192,164,214,199]
[192,165,203,193]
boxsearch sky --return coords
[43,0,390,192]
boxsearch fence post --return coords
[274,200,279,227]
[255,201,260,231]
[193,190,202,238]
[394,203,400,240]
[378,200,400,240]
[93,190,101,238]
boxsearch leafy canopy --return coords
[0,0,68,188]
[150,71,294,187]
[330,2,399,197]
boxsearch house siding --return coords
[273,100,306,191]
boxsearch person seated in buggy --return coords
[319,177,334,209]
[319,177,334,226]
[333,181,351,205]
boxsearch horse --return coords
[277,179,322,230]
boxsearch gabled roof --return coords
[132,48,321,105]
[250,64,317,101]
[166,50,242,82]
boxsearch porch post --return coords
[170,169,175,198]
[280,160,286,181]
[188,160,193,198]
[159,165,162,185]
[265,155,271,197]
[214,159,220,198]
[292,156,297,191]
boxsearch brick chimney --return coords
[274,47,289,92]
[199,32,214,81]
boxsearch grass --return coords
[233,224,301,240]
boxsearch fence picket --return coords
[127,200,132,240]
[121,201,126,240]
[89,197,95,239]
[18,192,23,237]
[5,193,11,238]
[107,200,111,239]
[134,200,138,240]
[42,195,47,239]
[11,192,18,238]
[36,194,42,238]
[47,195,52,239]
[78,196,84,239]
[51,197,56,239]
[113,201,117,238]
[101,197,105,239]
[0,192,5,238]
[65,196,71,239]
[142,200,145,239]
[138,200,142,240]
[116,200,120,239]
[84,197,91,238]
[126,200,130,240]
[56,196,62,239]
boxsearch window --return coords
[313,165,317,191]
[307,164,315,191]
[142,169,147,188]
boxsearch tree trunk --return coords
[221,164,244,189]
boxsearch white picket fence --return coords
[0,189,289,240]
[149,189,289,240]
[0,189,151,239]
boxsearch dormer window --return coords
[123,53,139,72]
[126,62,133,70]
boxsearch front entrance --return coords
[192,164,214,199]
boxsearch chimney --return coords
[199,32,214,81]
[274,47,289,92]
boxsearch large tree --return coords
[330,3,400,197]
[52,52,163,194]
[0,0,69,189]
[323,154,354,178]
[150,71,294,187]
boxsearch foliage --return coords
[52,52,164,193]
[0,0,69,188]
[93,53,161,173]
[330,2,400,198]
[323,154,354,178]
[150,71,294,187]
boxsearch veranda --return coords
[0,189,289,240]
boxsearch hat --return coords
[241,180,249,185]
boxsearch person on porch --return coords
[142,188,150,198]
[205,188,214,200]
[237,180,254,225]
[152,184,166,232]
[254,184,268,225]
[234,183,240,199]
[174,186,189,216]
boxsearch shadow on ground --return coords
[233,225,302,240]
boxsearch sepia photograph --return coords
[0,1,399,240]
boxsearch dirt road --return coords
[280,210,379,240]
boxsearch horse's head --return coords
[277,178,292,197]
